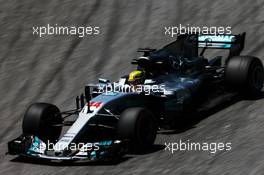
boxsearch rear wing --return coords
[134,33,246,65]
[198,33,245,50]
[198,32,246,59]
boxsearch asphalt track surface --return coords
[1,0,264,174]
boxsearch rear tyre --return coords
[225,56,264,96]
[117,107,157,152]
[22,103,62,143]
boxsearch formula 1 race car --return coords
[8,33,264,162]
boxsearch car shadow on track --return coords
[159,91,264,135]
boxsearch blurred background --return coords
[1,0,264,174]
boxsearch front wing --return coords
[8,135,128,161]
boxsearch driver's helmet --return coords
[128,70,146,85]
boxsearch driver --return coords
[127,70,146,85]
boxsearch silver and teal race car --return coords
[8,33,264,162]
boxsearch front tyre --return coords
[22,103,62,143]
[117,107,157,152]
